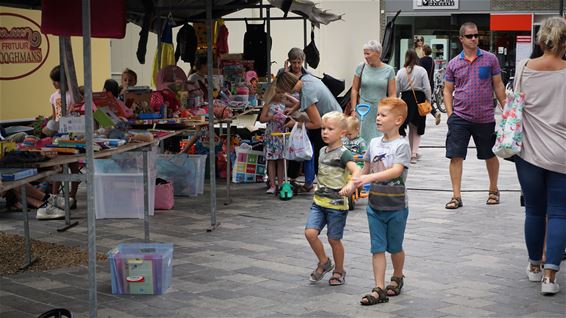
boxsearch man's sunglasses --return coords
[462,34,479,39]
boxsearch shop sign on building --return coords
[413,0,459,10]
[0,13,50,80]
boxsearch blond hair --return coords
[275,72,300,93]
[379,97,408,120]
[537,17,566,56]
[345,116,360,133]
[322,111,347,130]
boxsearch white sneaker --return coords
[541,277,560,295]
[526,264,543,282]
[266,186,276,194]
[36,203,65,220]
[50,195,75,210]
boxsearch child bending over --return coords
[259,84,299,194]
[305,111,360,286]
[353,97,411,305]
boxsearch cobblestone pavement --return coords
[1,115,565,317]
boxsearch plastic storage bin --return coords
[94,150,156,219]
[156,154,206,196]
[107,243,173,295]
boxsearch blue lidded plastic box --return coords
[107,243,173,295]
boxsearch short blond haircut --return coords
[322,111,347,130]
[379,97,408,121]
[345,116,360,133]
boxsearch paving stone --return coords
[1,117,564,317]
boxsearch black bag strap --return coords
[310,23,315,42]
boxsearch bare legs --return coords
[305,229,345,275]
[267,159,285,188]
[485,156,499,193]
[408,124,422,159]
[449,157,464,199]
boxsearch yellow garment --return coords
[152,42,175,87]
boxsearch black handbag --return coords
[303,24,320,69]
[321,73,345,98]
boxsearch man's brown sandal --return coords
[486,190,500,205]
[445,197,463,209]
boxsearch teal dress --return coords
[355,62,396,143]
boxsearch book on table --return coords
[0,168,38,181]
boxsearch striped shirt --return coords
[445,49,501,123]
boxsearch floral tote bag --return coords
[493,59,529,159]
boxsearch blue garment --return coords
[354,62,395,143]
[305,203,349,240]
[366,207,409,254]
[299,74,341,115]
[515,156,566,271]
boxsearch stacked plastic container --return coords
[107,243,174,295]
[156,154,207,196]
[94,149,156,219]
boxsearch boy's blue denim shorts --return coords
[305,203,348,240]
[366,206,409,254]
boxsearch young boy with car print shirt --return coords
[353,97,411,306]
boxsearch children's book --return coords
[0,168,38,181]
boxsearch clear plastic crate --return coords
[107,243,173,295]
[94,150,156,219]
[156,154,206,196]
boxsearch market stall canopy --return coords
[0,0,341,31]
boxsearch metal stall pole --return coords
[303,18,308,68]
[224,121,231,205]
[206,0,219,231]
[143,149,150,242]
[58,38,72,230]
[19,184,36,270]
[266,6,271,81]
[81,0,97,316]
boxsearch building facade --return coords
[381,0,565,80]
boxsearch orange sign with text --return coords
[0,13,50,80]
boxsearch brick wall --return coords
[491,0,565,11]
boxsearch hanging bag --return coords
[492,59,528,159]
[408,68,432,116]
[303,23,320,69]
[285,123,313,161]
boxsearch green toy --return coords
[271,132,293,200]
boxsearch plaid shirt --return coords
[445,49,501,123]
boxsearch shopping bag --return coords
[232,145,266,183]
[284,123,313,161]
[492,58,528,159]
[492,92,525,158]
[154,179,174,210]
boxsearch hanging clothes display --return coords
[243,19,271,77]
[215,19,229,56]
[175,23,198,65]
[152,20,176,87]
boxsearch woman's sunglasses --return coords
[462,33,479,39]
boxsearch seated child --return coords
[353,97,411,306]
[305,111,360,286]
[342,116,367,168]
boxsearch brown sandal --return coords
[445,197,463,209]
[486,190,500,205]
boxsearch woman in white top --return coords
[396,49,431,163]
[516,17,566,296]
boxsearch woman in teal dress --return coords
[346,40,396,143]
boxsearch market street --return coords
[1,115,565,317]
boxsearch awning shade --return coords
[490,14,532,31]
